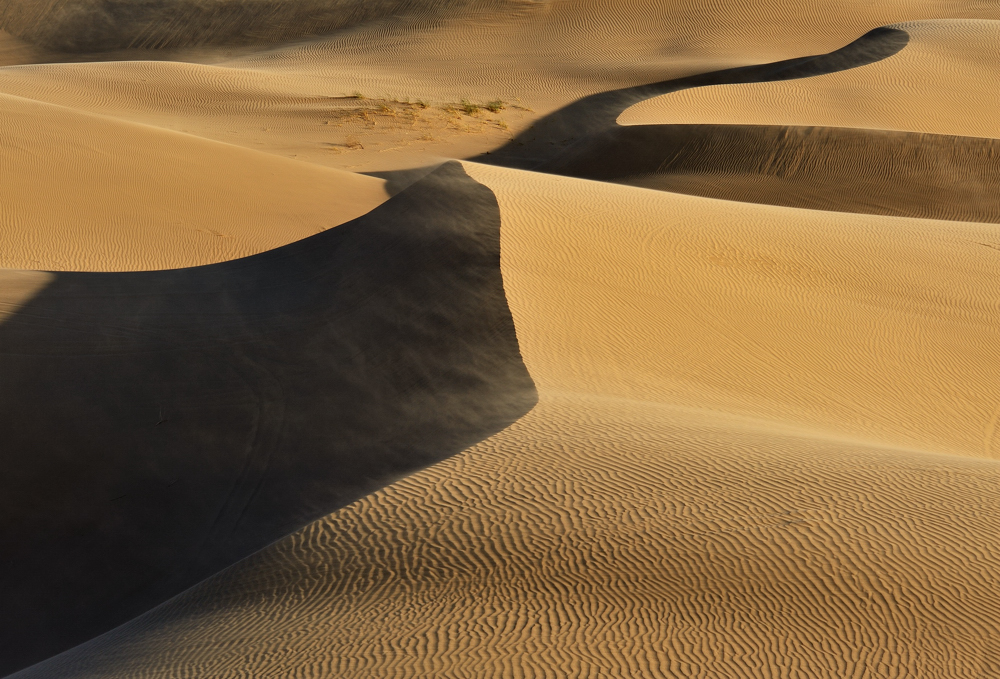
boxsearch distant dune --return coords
[0,0,530,52]
[6,1,1000,678]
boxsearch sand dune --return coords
[7,1,1000,677]
[621,19,1000,139]
[0,91,387,270]
[17,164,1000,678]
[0,0,529,53]
[22,395,1000,679]
[541,124,1000,222]
[5,2,1000,173]
[0,162,535,675]
[478,163,1000,461]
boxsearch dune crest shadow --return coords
[476,26,909,170]
[0,161,537,677]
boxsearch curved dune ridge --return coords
[18,163,1000,678]
[620,19,1000,139]
[2,2,999,173]
[0,163,536,675]
[7,1,1000,678]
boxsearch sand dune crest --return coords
[0,162,535,675]
[621,19,1000,139]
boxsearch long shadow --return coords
[0,162,537,677]
[538,123,1000,223]
[474,27,909,171]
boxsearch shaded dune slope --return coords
[21,163,1000,678]
[0,162,536,677]
[0,0,529,53]
[541,124,1000,223]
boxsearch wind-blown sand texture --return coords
[5,1,1000,678]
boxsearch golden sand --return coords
[5,2,1000,677]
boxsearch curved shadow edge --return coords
[476,26,910,170]
[0,160,538,676]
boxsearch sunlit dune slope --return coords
[0,92,387,270]
[22,165,1000,678]
[473,164,1000,459]
[24,396,1000,679]
[0,163,535,676]
[621,19,1000,139]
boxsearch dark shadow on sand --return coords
[472,27,909,171]
[0,162,537,677]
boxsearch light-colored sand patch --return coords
[0,29,47,66]
[0,92,387,271]
[467,163,1000,459]
[620,19,1000,139]
[0,270,54,323]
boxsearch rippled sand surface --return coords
[5,2,1000,677]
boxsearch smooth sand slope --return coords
[18,165,1000,678]
[0,163,535,676]
[0,92,387,271]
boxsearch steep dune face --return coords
[541,124,1000,222]
[19,164,1000,678]
[0,163,535,676]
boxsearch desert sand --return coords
[4,1,1000,678]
